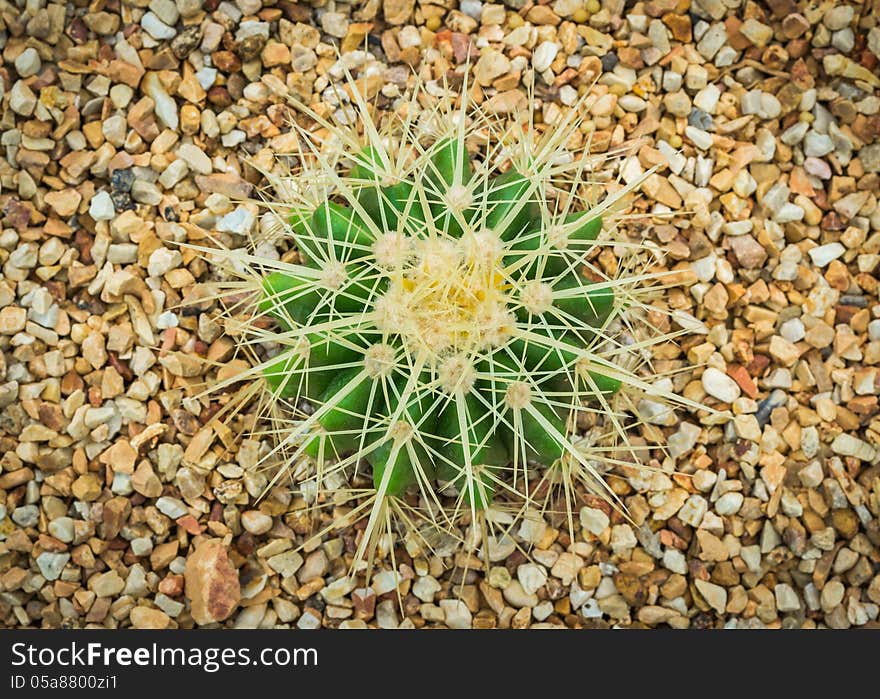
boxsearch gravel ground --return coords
[1,0,879,630]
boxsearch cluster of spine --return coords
[259,137,623,509]
[205,77,696,563]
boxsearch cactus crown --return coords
[205,75,698,567]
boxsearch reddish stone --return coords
[3,198,31,231]
[746,353,770,378]
[159,574,185,597]
[450,32,476,64]
[176,514,205,536]
[184,539,241,626]
[212,50,241,72]
[659,529,688,550]
[726,364,758,399]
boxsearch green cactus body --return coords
[505,211,602,278]
[370,378,435,496]
[426,137,474,237]
[350,146,425,231]
[261,337,360,400]
[434,391,509,508]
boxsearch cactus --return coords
[202,73,700,569]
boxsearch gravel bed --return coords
[0,0,878,629]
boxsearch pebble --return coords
[860,144,880,173]
[439,600,472,629]
[156,496,188,519]
[695,579,727,615]
[701,367,741,403]
[610,524,637,553]
[668,422,701,458]
[474,49,510,86]
[579,507,609,536]
[131,537,154,556]
[532,42,560,72]
[176,144,212,175]
[459,0,483,20]
[92,571,125,597]
[678,495,708,528]
[36,553,71,581]
[696,24,727,60]
[821,581,845,611]
[663,549,687,575]
[503,580,538,608]
[14,48,41,78]
[823,6,854,31]
[559,85,579,107]
[517,563,547,595]
[184,539,241,625]
[241,510,273,535]
[831,434,876,461]
[267,551,303,578]
[155,593,185,617]
[688,108,713,131]
[372,570,401,595]
[714,492,743,516]
[130,607,171,629]
[142,11,177,40]
[775,584,800,613]
[803,132,834,157]
[12,505,39,527]
[780,318,805,343]
[0,0,875,634]
[808,243,845,267]
[124,566,149,598]
[320,12,349,38]
[739,18,773,47]
[148,247,183,277]
[9,81,36,116]
[48,517,75,543]
[89,191,116,221]
[413,576,441,603]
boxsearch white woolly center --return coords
[364,343,396,378]
[389,420,413,441]
[446,183,473,210]
[519,281,554,315]
[505,381,532,410]
[438,354,476,394]
[374,232,513,355]
[546,224,569,250]
[319,261,347,290]
[372,232,410,268]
